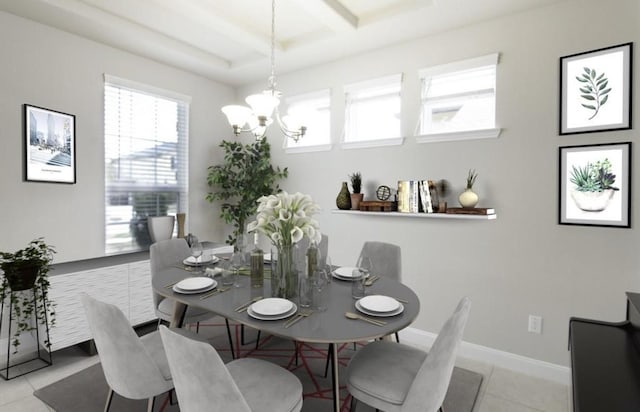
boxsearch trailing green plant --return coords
[465,169,478,190]
[570,159,618,192]
[206,139,288,246]
[0,238,56,353]
[576,67,611,120]
[349,172,362,194]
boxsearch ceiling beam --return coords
[290,0,358,32]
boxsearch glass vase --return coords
[270,244,300,299]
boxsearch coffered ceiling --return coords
[0,0,566,85]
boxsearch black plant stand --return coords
[0,285,52,380]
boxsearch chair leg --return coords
[324,343,333,378]
[255,330,262,349]
[395,331,400,342]
[225,319,235,359]
[147,396,155,412]
[439,406,444,412]
[196,321,200,333]
[103,388,114,412]
[350,394,356,411]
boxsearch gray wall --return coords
[0,11,233,262]
[237,0,639,366]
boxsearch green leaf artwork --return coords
[575,67,611,120]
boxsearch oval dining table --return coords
[153,263,420,412]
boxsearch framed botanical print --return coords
[559,142,631,227]
[559,42,632,135]
[24,104,76,184]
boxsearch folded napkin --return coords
[205,267,223,277]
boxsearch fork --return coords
[284,309,313,328]
[199,286,231,300]
[364,275,380,286]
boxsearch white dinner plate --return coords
[355,300,404,317]
[173,281,217,295]
[358,295,401,313]
[183,255,219,266]
[174,277,215,291]
[250,298,294,316]
[332,267,370,281]
[248,303,298,321]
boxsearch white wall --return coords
[237,0,640,367]
[0,11,233,262]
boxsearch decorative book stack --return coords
[397,180,438,213]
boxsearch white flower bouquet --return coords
[247,191,321,298]
[247,191,322,247]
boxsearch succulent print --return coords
[576,67,611,120]
[569,158,617,192]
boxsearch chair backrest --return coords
[357,241,402,281]
[150,238,190,307]
[80,293,171,399]
[402,297,471,412]
[159,326,252,412]
[148,215,175,243]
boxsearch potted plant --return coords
[206,139,288,248]
[458,169,479,208]
[349,172,364,210]
[0,238,56,352]
[569,159,618,211]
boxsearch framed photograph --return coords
[559,42,632,135]
[559,142,631,228]
[24,104,76,184]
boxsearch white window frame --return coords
[343,74,404,149]
[104,74,190,254]
[283,89,332,154]
[416,53,501,143]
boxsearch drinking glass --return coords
[190,240,203,274]
[312,268,328,311]
[351,269,365,299]
[357,255,372,279]
[299,275,313,308]
[229,250,245,288]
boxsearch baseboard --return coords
[399,327,571,385]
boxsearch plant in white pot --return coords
[458,169,479,208]
[0,238,56,352]
[349,172,364,210]
[569,159,618,211]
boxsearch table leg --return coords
[331,342,340,412]
[170,301,187,328]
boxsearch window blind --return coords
[104,75,190,254]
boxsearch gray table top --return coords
[154,264,420,344]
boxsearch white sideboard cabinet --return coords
[48,254,155,351]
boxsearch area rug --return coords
[34,321,483,411]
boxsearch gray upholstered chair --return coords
[346,297,471,412]
[150,238,236,358]
[358,240,402,282]
[148,215,175,243]
[159,325,303,412]
[79,293,207,412]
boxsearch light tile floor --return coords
[0,343,570,412]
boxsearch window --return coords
[418,53,500,141]
[344,74,403,147]
[104,75,190,254]
[284,89,331,151]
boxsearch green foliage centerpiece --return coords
[206,139,288,247]
[248,192,321,298]
[0,238,56,353]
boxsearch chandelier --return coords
[221,0,306,142]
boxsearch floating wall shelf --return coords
[331,210,497,220]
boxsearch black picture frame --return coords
[559,142,631,228]
[559,42,632,135]
[24,104,76,184]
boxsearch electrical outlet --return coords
[528,315,542,334]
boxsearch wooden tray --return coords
[359,201,397,212]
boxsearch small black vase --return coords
[336,182,352,210]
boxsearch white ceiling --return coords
[0,0,565,86]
